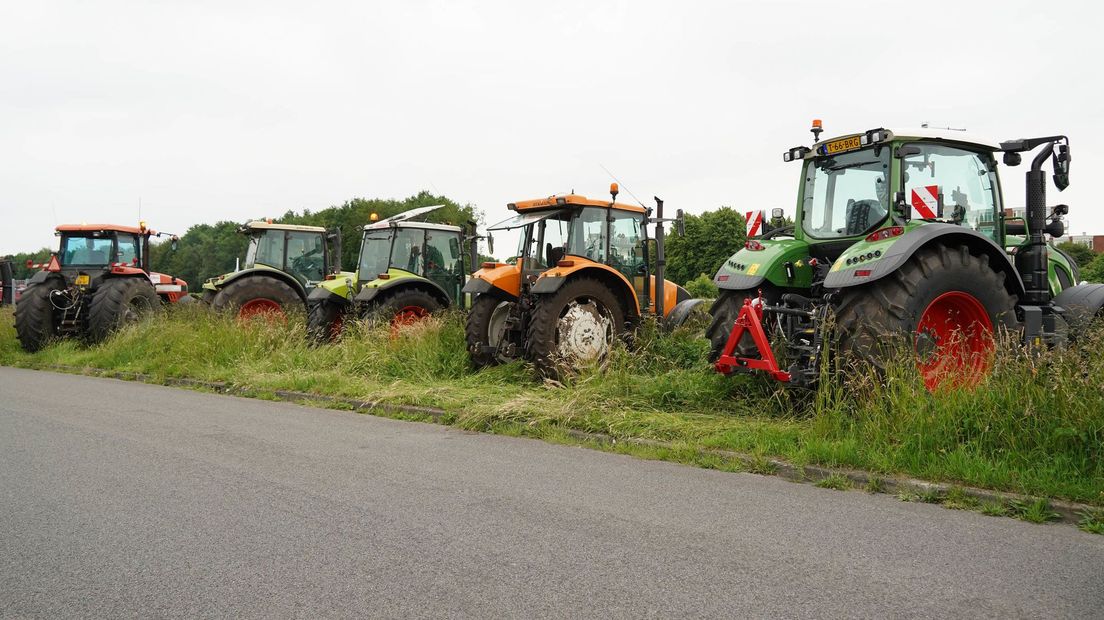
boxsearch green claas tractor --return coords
[306,205,480,340]
[203,221,341,319]
[708,122,1104,390]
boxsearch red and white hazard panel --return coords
[745,210,764,237]
[910,185,940,219]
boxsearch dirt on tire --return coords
[526,277,626,381]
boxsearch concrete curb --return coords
[39,363,1101,529]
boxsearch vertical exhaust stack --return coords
[654,197,666,320]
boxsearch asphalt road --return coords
[1,367,1101,619]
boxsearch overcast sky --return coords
[2,0,1101,257]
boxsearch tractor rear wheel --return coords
[366,289,442,328]
[465,295,517,367]
[85,277,161,343]
[705,286,780,362]
[307,300,349,343]
[210,276,302,320]
[526,277,626,380]
[14,279,64,352]
[834,244,1018,391]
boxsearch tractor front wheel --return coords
[366,289,442,329]
[465,295,517,367]
[307,300,349,343]
[526,277,626,380]
[14,279,64,352]
[210,276,302,321]
[834,244,1018,391]
[85,277,161,343]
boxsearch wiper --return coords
[825,160,880,172]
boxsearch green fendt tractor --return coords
[203,221,341,319]
[708,122,1104,390]
[306,205,481,341]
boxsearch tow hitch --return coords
[713,292,792,382]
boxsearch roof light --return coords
[811,119,824,143]
[783,146,810,162]
[370,213,379,222]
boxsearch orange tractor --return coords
[14,222,188,351]
[464,186,703,378]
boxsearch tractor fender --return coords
[530,263,640,317]
[355,275,451,308]
[463,262,521,299]
[823,223,1026,297]
[213,268,308,300]
[665,298,706,330]
[27,270,64,286]
[1053,283,1104,334]
[308,286,349,305]
[310,271,357,302]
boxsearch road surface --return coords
[1,367,1101,618]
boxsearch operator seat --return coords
[845,199,887,236]
[546,243,565,267]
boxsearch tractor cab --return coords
[356,206,470,304]
[54,224,159,274]
[241,222,338,287]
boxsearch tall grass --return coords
[0,305,1100,506]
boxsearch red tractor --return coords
[14,222,189,352]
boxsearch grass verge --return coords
[1,304,1102,516]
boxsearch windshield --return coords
[358,229,392,277]
[60,234,115,267]
[802,147,891,239]
[245,230,286,269]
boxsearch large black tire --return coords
[14,279,63,352]
[465,295,517,367]
[705,286,780,362]
[365,288,442,326]
[307,299,350,344]
[210,276,303,319]
[526,277,626,380]
[84,277,161,344]
[834,244,1018,388]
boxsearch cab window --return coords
[901,144,1000,241]
[286,231,325,283]
[567,207,607,262]
[116,234,139,265]
[609,211,644,281]
[424,230,460,275]
[391,228,426,274]
[802,147,891,239]
[61,235,113,266]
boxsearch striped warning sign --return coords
[910,185,940,219]
[745,210,764,237]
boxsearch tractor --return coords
[14,222,188,352]
[204,221,341,319]
[464,185,703,379]
[708,122,1104,390]
[306,205,481,340]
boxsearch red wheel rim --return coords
[915,291,994,391]
[330,312,344,339]
[239,298,285,321]
[391,305,429,328]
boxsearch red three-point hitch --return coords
[713,291,792,383]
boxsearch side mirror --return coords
[170,236,179,251]
[448,237,460,258]
[675,209,686,237]
[1003,151,1022,166]
[895,145,922,158]
[487,233,494,255]
[1052,204,1069,217]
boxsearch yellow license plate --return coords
[75,275,90,286]
[824,136,862,154]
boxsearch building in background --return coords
[1056,233,1104,253]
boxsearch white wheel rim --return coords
[556,299,612,363]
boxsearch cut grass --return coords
[1,305,1102,509]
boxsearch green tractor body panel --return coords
[354,268,453,306]
[713,238,815,290]
[310,270,358,302]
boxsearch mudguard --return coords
[354,271,452,307]
[204,265,307,299]
[824,223,1026,295]
[665,298,706,330]
[1053,283,1104,334]
[311,270,357,302]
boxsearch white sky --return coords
[2,0,1102,257]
